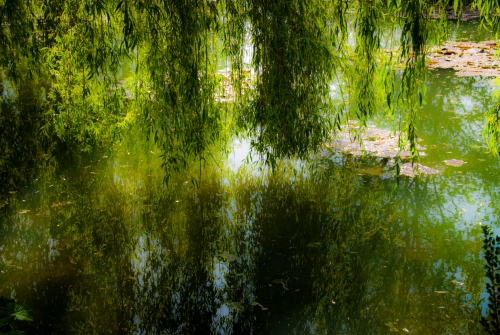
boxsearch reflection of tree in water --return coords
[231,163,484,334]
[64,177,137,334]
[130,173,226,334]
[372,176,484,334]
[0,144,486,334]
[420,72,493,158]
[0,77,56,197]
[232,163,393,334]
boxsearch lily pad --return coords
[399,163,439,178]
[444,159,466,166]
[325,124,440,177]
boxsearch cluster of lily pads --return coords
[326,124,427,160]
[323,123,465,178]
[427,41,499,77]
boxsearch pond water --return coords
[1,22,499,335]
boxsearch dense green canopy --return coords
[0,0,499,177]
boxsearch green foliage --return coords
[475,0,500,156]
[0,296,33,335]
[483,78,500,156]
[481,225,500,334]
[0,0,493,176]
[0,0,39,79]
[240,0,341,168]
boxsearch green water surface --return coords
[0,22,499,335]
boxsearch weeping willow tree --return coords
[0,0,495,177]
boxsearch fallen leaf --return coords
[220,252,237,262]
[444,159,466,166]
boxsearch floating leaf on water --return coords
[272,279,289,290]
[470,145,487,149]
[444,159,466,166]
[220,252,237,262]
[417,165,440,175]
[251,302,267,310]
[435,291,448,294]
[400,168,416,177]
[307,242,322,248]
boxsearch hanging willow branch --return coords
[240,0,345,168]
[123,0,222,180]
[0,0,477,178]
[475,0,500,156]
